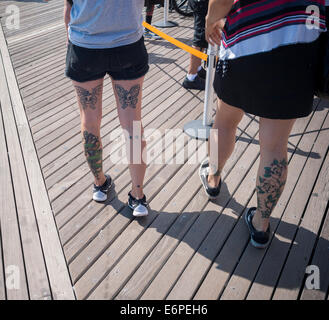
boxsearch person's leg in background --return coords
[183,0,208,90]
[112,76,148,217]
[199,99,244,198]
[144,1,161,39]
[73,78,112,202]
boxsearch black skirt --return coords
[213,39,321,119]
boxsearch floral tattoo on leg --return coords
[257,159,288,219]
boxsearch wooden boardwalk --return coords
[0,0,328,300]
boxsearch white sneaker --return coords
[128,192,149,217]
[92,175,112,202]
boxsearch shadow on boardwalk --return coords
[105,179,328,297]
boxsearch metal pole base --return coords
[183,120,213,141]
[153,20,178,28]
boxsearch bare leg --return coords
[188,46,203,75]
[112,77,146,199]
[208,99,244,187]
[145,4,155,24]
[253,118,296,232]
[73,78,106,186]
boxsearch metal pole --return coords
[203,44,216,127]
[183,44,217,141]
[164,0,168,23]
[154,0,178,28]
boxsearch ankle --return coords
[207,174,221,188]
[95,174,106,186]
[253,209,269,232]
[131,188,144,199]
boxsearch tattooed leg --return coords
[253,117,296,232]
[208,99,244,187]
[74,84,103,110]
[83,130,104,180]
[73,79,106,185]
[113,78,146,199]
[256,158,288,217]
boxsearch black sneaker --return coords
[128,192,149,217]
[93,174,112,202]
[199,159,221,199]
[198,67,207,79]
[245,207,271,249]
[182,75,205,90]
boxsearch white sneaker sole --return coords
[92,177,112,202]
[128,203,149,217]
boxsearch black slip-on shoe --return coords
[182,75,205,90]
[93,174,112,202]
[245,207,271,249]
[128,192,149,217]
[199,159,221,199]
[198,67,207,79]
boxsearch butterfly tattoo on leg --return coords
[115,84,140,109]
[75,84,103,110]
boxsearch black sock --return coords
[146,15,152,25]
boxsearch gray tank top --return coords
[68,0,144,49]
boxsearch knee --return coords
[82,116,101,129]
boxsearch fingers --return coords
[206,18,223,47]
[206,26,222,46]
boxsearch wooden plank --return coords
[73,115,253,299]
[66,115,251,298]
[140,117,258,300]
[0,102,28,299]
[71,141,202,289]
[165,147,260,299]
[122,119,259,300]
[0,231,5,300]
[193,108,317,300]
[0,45,51,300]
[300,203,329,300]
[0,24,75,300]
[271,148,329,299]
[87,163,205,300]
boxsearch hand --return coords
[206,17,225,46]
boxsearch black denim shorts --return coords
[188,0,208,49]
[65,37,149,83]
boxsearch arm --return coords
[64,0,72,43]
[206,0,234,46]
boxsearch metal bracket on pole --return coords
[184,44,217,141]
[154,0,178,28]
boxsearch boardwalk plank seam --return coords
[0,23,75,300]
